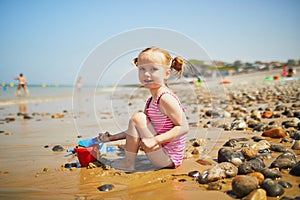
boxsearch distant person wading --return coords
[15,73,29,96]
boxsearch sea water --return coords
[0,84,138,107]
[0,85,74,106]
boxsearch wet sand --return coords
[0,70,300,200]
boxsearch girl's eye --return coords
[139,67,145,71]
[151,67,158,71]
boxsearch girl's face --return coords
[137,52,170,89]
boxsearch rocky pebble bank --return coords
[67,80,300,199]
[181,80,300,199]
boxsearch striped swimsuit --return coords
[146,91,187,168]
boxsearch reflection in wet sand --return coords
[19,102,28,126]
[18,102,28,116]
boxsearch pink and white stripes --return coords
[146,92,186,168]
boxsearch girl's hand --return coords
[141,137,159,151]
[98,131,111,142]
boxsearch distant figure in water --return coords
[76,76,83,92]
[14,73,29,96]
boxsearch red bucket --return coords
[74,144,99,167]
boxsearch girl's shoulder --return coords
[157,91,180,104]
[158,92,185,114]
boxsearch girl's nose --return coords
[144,71,151,77]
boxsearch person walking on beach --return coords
[14,73,29,96]
[196,76,202,86]
[78,47,189,171]
[76,76,83,92]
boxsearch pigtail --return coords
[131,57,138,67]
[170,56,184,78]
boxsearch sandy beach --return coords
[0,69,300,200]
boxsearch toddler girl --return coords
[79,47,189,171]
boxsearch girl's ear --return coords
[165,69,171,80]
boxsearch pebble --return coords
[282,118,300,128]
[51,113,65,119]
[262,127,287,138]
[244,188,267,200]
[259,168,281,179]
[274,105,286,111]
[262,111,273,118]
[43,168,50,172]
[231,175,259,198]
[251,136,265,142]
[188,170,200,179]
[282,109,294,117]
[241,147,258,160]
[270,144,288,152]
[270,151,297,169]
[248,172,264,185]
[97,184,114,192]
[278,181,293,188]
[192,140,202,147]
[261,178,284,197]
[0,171,10,174]
[231,118,247,130]
[230,158,243,167]
[198,162,238,184]
[207,182,222,190]
[241,143,250,147]
[291,140,300,150]
[24,114,33,119]
[52,145,65,152]
[223,139,238,147]
[191,148,200,155]
[64,162,79,169]
[251,140,270,151]
[217,148,245,163]
[290,131,300,140]
[289,161,300,176]
[5,117,16,122]
[238,157,265,174]
[250,110,261,120]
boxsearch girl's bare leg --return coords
[132,113,174,168]
[112,113,141,171]
[113,112,173,171]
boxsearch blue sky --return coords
[0,0,299,85]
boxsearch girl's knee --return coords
[131,112,147,125]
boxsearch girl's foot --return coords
[111,151,137,172]
[112,159,135,172]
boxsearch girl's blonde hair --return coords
[132,47,185,77]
